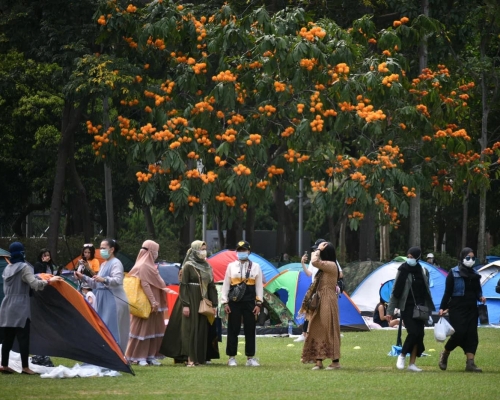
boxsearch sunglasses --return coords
[83,244,94,248]
[464,256,476,261]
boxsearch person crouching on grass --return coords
[221,240,263,367]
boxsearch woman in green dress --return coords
[160,240,218,366]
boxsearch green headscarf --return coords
[182,240,213,297]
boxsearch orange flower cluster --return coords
[416,104,430,117]
[193,62,207,74]
[433,127,471,141]
[442,184,453,192]
[193,16,207,49]
[378,62,389,73]
[300,58,317,71]
[348,211,364,220]
[350,172,366,182]
[160,80,175,95]
[310,115,324,132]
[274,81,286,92]
[169,202,175,213]
[185,169,201,179]
[402,186,417,198]
[258,104,276,116]
[147,37,166,50]
[148,164,169,175]
[187,195,200,206]
[323,109,337,117]
[217,128,237,143]
[233,164,251,176]
[299,26,326,42]
[169,179,182,191]
[310,180,328,192]
[450,150,480,166]
[356,103,386,123]
[214,156,227,167]
[281,127,295,137]
[135,171,152,182]
[382,74,399,87]
[192,101,214,114]
[240,203,248,212]
[351,155,372,168]
[339,102,355,112]
[249,61,263,69]
[345,197,357,205]
[374,194,390,214]
[431,176,439,187]
[123,36,138,49]
[459,82,475,91]
[246,134,261,146]
[201,171,217,184]
[256,180,269,189]
[126,4,137,13]
[227,114,245,125]
[335,63,350,75]
[267,165,285,177]
[216,192,236,207]
[97,15,108,26]
[283,149,310,163]
[212,70,237,82]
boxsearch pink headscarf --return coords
[128,240,166,307]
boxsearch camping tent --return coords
[480,269,500,324]
[207,250,279,283]
[477,261,500,285]
[350,258,447,314]
[265,270,369,331]
[158,262,181,285]
[0,275,133,374]
[0,248,10,304]
[277,262,303,273]
[65,249,135,272]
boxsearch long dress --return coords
[160,263,218,364]
[301,255,341,362]
[82,257,130,352]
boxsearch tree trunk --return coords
[274,186,285,258]
[327,215,337,248]
[461,185,469,249]
[142,205,156,239]
[245,206,256,246]
[284,204,296,256]
[338,217,347,264]
[48,100,86,262]
[359,209,376,261]
[216,215,225,250]
[379,223,390,262]
[103,98,115,238]
[409,192,421,247]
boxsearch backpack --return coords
[336,261,345,294]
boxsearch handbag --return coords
[228,261,253,302]
[478,304,489,325]
[193,269,215,317]
[123,276,152,319]
[410,285,430,321]
[306,272,323,311]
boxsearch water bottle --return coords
[288,319,293,336]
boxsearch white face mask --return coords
[462,259,475,268]
[151,251,158,261]
[407,258,417,267]
[196,250,207,260]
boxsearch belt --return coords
[188,282,200,286]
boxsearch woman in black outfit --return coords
[33,248,58,275]
[386,246,434,372]
[438,247,485,372]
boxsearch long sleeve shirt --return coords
[221,260,263,304]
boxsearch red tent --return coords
[207,251,238,282]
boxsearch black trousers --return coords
[401,308,425,357]
[1,319,31,368]
[226,301,256,357]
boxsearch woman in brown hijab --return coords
[125,240,168,366]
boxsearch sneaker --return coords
[294,335,305,342]
[148,359,162,366]
[407,364,422,372]
[228,357,237,367]
[138,360,149,366]
[396,355,406,370]
[246,358,260,367]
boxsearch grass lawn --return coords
[1,328,499,400]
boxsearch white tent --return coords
[477,261,500,285]
[350,258,447,314]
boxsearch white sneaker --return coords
[148,359,162,366]
[407,364,422,372]
[138,360,149,366]
[294,335,305,342]
[246,358,260,367]
[396,355,406,370]
[228,357,237,367]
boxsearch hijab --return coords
[9,241,25,264]
[458,247,479,279]
[182,240,213,297]
[407,246,422,260]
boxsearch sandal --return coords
[21,368,38,375]
[325,364,341,370]
[311,364,323,370]
[0,366,16,374]
[186,362,196,367]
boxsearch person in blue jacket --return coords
[438,247,486,372]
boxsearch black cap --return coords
[311,239,326,250]
[236,240,251,251]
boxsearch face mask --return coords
[196,250,207,259]
[407,258,417,267]
[101,249,111,260]
[237,251,249,261]
[151,251,159,261]
[463,258,475,268]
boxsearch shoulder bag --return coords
[306,272,323,311]
[193,268,215,317]
[228,261,253,302]
[410,279,430,321]
[123,275,152,319]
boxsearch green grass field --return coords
[1,328,499,399]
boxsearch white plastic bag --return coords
[434,317,455,342]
